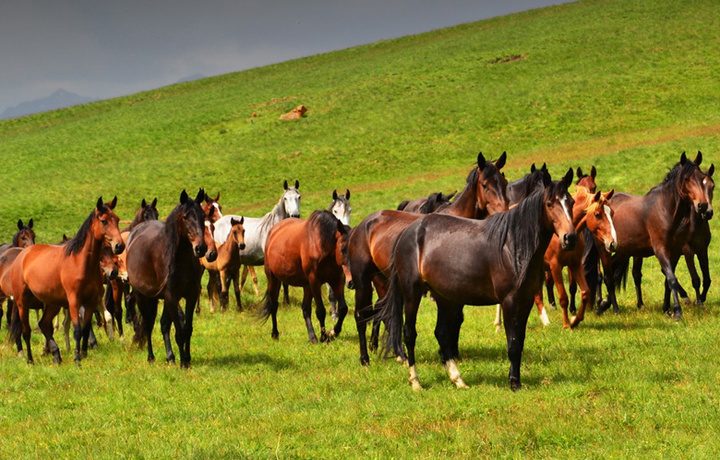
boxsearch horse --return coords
[8,197,124,365]
[104,198,160,335]
[201,217,246,313]
[534,187,617,328]
[0,219,36,329]
[348,151,509,365]
[202,192,223,224]
[397,191,457,214]
[596,152,713,320]
[212,180,301,300]
[378,169,577,391]
[259,210,350,343]
[327,189,352,320]
[542,166,599,313]
[506,162,549,205]
[126,189,217,367]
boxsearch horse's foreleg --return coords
[247,265,260,296]
[493,304,503,333]
[219,269,230,312]
[327,284,338,321]
[38,306,62,363]
[631,256,645,309]
[697,247,711,304]
[569,264,592,328]
[503,295,533,391]
[160,304,176,364]
[137,297,158,363]
[551,264,570,329]
[181,294,198,368]
[657,251,683,320]
[231,267,242,312]
[328,279,348,339]
[435,301,468,389]
[544,269,556,308]
[597,249,618,314]
[62,308,71,351]
[353,282,374,365]
[17,300,34,364]
[301,286,319,343]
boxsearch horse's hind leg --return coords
[353,282,374,365]
[137,296,158,362]
[631,256,645,309]
[328,284,338,321]
[328,280,348,339]
[38,306,62,364]
[302,286,321,343]
[231,268,242,312]
[180,293,198,368]
[697,247,711,304]
[435,300,468,389]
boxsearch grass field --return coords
[1,0,720,458]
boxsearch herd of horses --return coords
[0,151,714,392]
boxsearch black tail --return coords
[255,293,276,324]
[104,282,115,320]
[613,255,630,291]
[375,267,406,360]
[581,228,599,304]
[131,299,147,348]
[9,300,21,345]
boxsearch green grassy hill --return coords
[2,0,720,458]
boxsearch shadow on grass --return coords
[194,352,294,370]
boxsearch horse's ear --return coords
[605,188,615,200]
[17,219,23,230]
[708,164,715,177]
[562,168,573,188]
[495,151,507,170]
[333,189,338,200]
[96,197,104,211]
[214,192,220,202]
[283,180,289,190]
[345,189,350,200]
[109,196,117,210]
[541,163,548,172]
[680,151,687,165]
[530,163,537,172]
[151,198,158,208]
[204,192,211,203]
[295,180,299,189]
[593,190,602,202]
[694,151,703,166]
[576,167,584,178]
[28,218,33,229]
[448,190,458,200]
[195,188,204,203]
[542,169,552,186]
[180,189,189,204]
[477,152,487,170]
[240,216,244,225]
[591,165,597,178]
[141,198,147,208]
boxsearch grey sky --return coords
[0,0,572,113]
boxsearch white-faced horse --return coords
[213,180,302,300]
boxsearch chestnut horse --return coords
[348,151,509,365]
[126,189,217,367]
[259,210,350,343]
[597,152,713,320]
[202,217,246,313]
[0,219,36,329]
[378,170,577,391]
[9,197,124,365]
[534,187,617,328]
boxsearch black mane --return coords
[65,209,100,255]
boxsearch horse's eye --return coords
[100,219,107,225]
[595,212,602,218]
[546,202,553,208]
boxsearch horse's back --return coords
[126,221,168,295]
[13,244,71,306]
[0,247,23,297]
[264,218,306,284]
[609,192,656,256]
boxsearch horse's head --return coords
[229,216,246,250]
[679,151,714,220]
[94,196,125,254]
[139,197,159,222]
[99,245,120,281]
[418,191,455,213]
[334,221,353,289]
[476,151,510,216]
[585,189,617,253]
[14,218,36,248]
[178,188,217,260]
[282,180,302,218]
[329,189,352,226]
[543,168,577,250]
[576,165,597,193]
[203,192,223,224]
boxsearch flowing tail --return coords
[375,266,406,360]
[613,255,630,292]
[8,300,21,346]
[581,228,599,304]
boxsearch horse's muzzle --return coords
[561,232,578,251]
[205,250,218,263]
[698,203,713,220]
[606,241,617,253]
[108,269,118,281]
[239,243,246,250]
[194,243,208,258]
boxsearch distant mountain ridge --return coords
[1,89,97,120]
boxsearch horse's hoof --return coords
[74,360,81,368]
[360,357,370,366]
[595,300,610,316]
[673,312,683,322]
[27,358,34,365]
[309,336,318,344]
[181,361,191,369]
[510,380,522,392]
[271,332,279,341]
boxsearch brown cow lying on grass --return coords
[279,105,307,120]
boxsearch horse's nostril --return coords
[239,244,246,250]
[114,243,125,254]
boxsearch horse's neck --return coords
[444,181,477,218]
[75,232,105,275]
[658,182,692,230]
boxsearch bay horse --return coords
[203,192,223,224]
[202,217,246,313]
[126,189,217,367]
[105,197,159,335]
[397,191,457,214]
[348,151,509,365]
[534,187,617,328]
[213,180,301,298]
[506,162,549,205]
[596,152,712,320]
[259,210,350,343]
[0,219,36,329]
[378,169,577,390]
[9,197,124,365]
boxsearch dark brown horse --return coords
[259,210,350,343]
[126,189,217,367]
[9,197,124,365]
[597,152,713,320]
[0,219,36,329]
[507,162,549,205]
[378,169,577,390]
[397,191,457,214]
[202,217,246,313]
[348,151,509,365]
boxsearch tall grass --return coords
[1,0,720,457]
